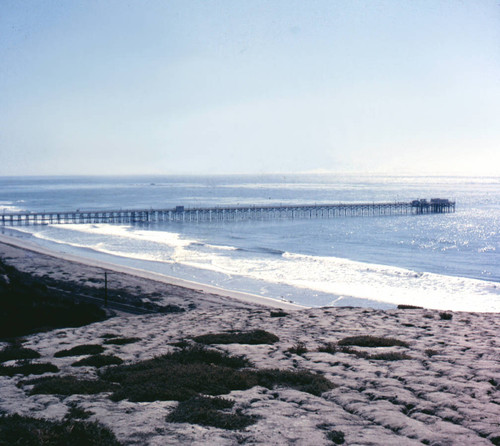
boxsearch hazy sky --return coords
[1,0,499,176]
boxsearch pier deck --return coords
[0,199,455,226]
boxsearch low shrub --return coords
[286,342,308,355]
[25,375,117,396]
[397,304,423,310]
[339,347,412,361]
[66,403,93,420]
[326,429,345,444]
[0,362,59,377]
[100,346,252,402]
[318,343,338,354]
[54,344,105,358]
[166,395,258,430]
[253,369,335,396]
[439,312,453,320]
[270,310,288,318]
[0,414,121,446]
[0,346,40,363]
[72,354,123,367]
[338,335,409,348]
[425,349,439,357]
[193,330,279,345]
[103,337,140,346]
[99,345,334,402]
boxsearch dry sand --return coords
[0,235,499,445]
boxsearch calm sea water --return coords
[1,174,499,312]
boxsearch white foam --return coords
[15,223,500,312]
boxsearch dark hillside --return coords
[0,259,107,339]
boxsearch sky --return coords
[1,0,499,176]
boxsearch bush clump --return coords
[72,354,123,367]
[339,347,412,361]
[166,395,258,430]
[100,346,251,402]
[193,330,279,345]
[0,414,121,446]
[0,346,40,363]
[0,362,59,377]
[286,342,308,355]
[338,335,409,348]
[54,344,105,358]
[103,337,140,346]
[270,310,288,318]
[99,346,334,403]
[326,429,345,444]
[25,375,117,396]
[397,304,423,310]
[253,369,335,396]
[318,343,338,354]
[439,312,453,320]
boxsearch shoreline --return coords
[0,233,305,311]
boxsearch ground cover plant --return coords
[98,346,334,402]
[286,342,308,355]
[72,354,123,367]
[337,335,409,348]
[103,337,140,345]
[54,344,105,357]
[0,259,107,339]
[166,395,258,430]
[0,345,40,363]
[0,362,59,377]
[23,375,117,396]
[192,329,279,345]
[270,310,288,317]
[0,414,121,446]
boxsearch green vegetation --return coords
[65,403,93,420]
[192,330,279,345]
[337,335,409,348]
[100,347,252,402]
[0,414,121,446]
[253,369,334,396]
[0,362,58,377]
[286,342,308,355]
[318,343,338,354]
[339,347,413,361]
[25,375,117,396]
[54,344,105,358]
[0,259,107,339]
[326,430,345,444]
[270,310,288,317]
[166,395,258,430]
[98,346,333,402]
[72,354,123,367]
[103,337,140,345]
[0,345,40,363]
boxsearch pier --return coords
[0,199,455,226]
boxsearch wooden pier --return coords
[0,199,455,226]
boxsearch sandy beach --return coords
[1,235,499,445]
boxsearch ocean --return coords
[1,174,499,312]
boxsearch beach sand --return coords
[0,235,499,445]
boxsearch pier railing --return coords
[0,199,455,226]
